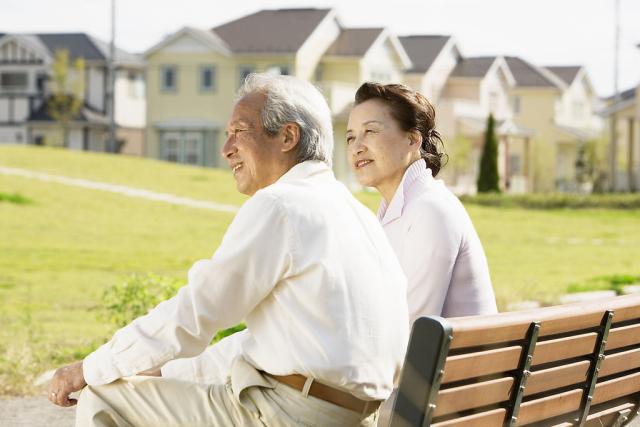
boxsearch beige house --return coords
[601,85,640,192]
[144,9,346,167]
[143,8,411,184]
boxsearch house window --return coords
[160,66,177,92]
[162,132,180,162]
[200,66,216,92]
[1,72,28,90]
[265,65,289,76]
[184,133,203,165]
[238,66,256,88]
[512,96,521,114]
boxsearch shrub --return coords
[0,192,31,204]
[100,273,245,342]
[459,193,640,210]
[477,114,500,193]
[567,274,640,294]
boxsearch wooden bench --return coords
[389,293,640,426]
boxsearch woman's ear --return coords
[281,123,301,153]
[408,130,422,147]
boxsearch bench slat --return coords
[607,323,640,350]
[553,399,638,427]
[448,294,640,349]
[525,360,590,396]
[517,388,583,425]
[533,332,597,365]
[432,408,506,427]
[592,371,640,405]
[442,346,520,383]
[600,348,640,378]
[434,377,513,416]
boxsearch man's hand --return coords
[48,361,87,407]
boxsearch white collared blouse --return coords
[379,159,497,323]
[83,160,409,400]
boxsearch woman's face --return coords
[346,98,420,193]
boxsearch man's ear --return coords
[281,123,301,153]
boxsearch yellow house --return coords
[143,8,411,185]
[601,84,640,192]
[144,9,341,168]
[502,61,603,192]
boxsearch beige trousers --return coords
[75,357,378,427]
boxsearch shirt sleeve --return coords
[402,202,460,323]
[160,329,251,384]
[83,192,292,386]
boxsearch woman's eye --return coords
[346,137,354,144]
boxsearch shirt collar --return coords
[275,160,332,184]
[377,159,432,225]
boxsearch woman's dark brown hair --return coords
[354,82,447,177]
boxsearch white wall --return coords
[424,46,459,104]
[0,126,26,143]
[86,66,105,112]
[362,38,403,84]
[115,69,146,128]
[296,14,341,81]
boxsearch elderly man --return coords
[49,73,409,426]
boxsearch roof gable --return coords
[451,56,496,78]
[37,33,105,61]
[325,28,384,56]
[144,27,231,58]
[212,8,331,54]
[545,66,581,85]
[0,34,51,63]
[504,56,562,88]
[398,35,451,73]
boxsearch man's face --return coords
[223,93,283,196]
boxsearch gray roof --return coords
[3,33,142,67]
[212,8,331,54]
[545,66,581,85]
[450,56,497,78]
[37,33,105,61]
[325,28,384,56]
[504,56,557,88]
[398,35,450,73]
[606,86,636,102]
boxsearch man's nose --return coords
[222,135,235,159]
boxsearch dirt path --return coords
[0,396,74,427]
[0,166,239,213]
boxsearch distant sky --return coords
[2,0,639,96]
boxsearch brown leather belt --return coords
[263,372,381,414]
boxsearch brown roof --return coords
[324,28,384,56]
[398,35,451,73]
[212,8,331,54]
[450,57,497,78]
[545,66,582,85]
[504,56,557,88]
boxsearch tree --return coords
[47,49,85,147]
[477,114,500,193]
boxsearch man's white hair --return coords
[239,73,334,166]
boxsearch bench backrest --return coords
[390,293,640,427]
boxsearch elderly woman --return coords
[346,82,497,322]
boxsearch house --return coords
[543,65,603,191]
[143,9,340,167]
[600,85,640,192]
[143,8,411,183]
[0,32,145,154]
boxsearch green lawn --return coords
[1,145,639,396]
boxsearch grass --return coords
[1,145,639,396]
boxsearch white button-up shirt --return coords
[379,159,497,323]
[83,160,409,400]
